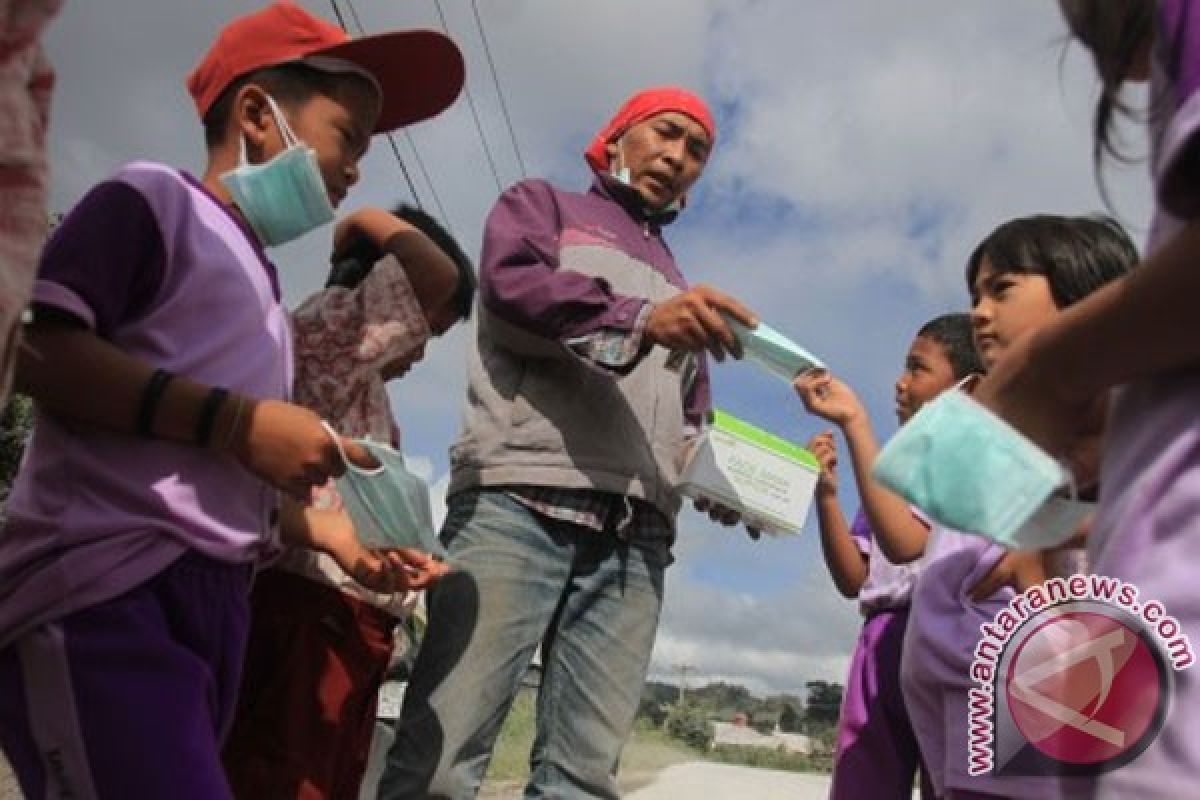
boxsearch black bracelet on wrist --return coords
[136,368,174,438]
[195,387,230,447]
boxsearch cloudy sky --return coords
[44,1,1153,696]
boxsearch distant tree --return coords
[664,704,711,750]
[779,702,803,733]
[804,680,844,727]
[0,394,34,524]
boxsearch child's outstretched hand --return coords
[793,371,866,428]
[807,431,839,497]
[302,505,449,593]
[224,398,378,500]
[377,548,450,592]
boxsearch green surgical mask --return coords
[723,313,826,383]
[872,387,1078,548]
[324,422,444,556]
[220,94,334,247]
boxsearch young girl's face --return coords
[969,256,1059,370]
[894,335,958,424]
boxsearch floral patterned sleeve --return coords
[291,254,430,427]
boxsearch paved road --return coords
[624,762,834,800]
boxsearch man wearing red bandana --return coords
[378,87,758,800]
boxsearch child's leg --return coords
[223,569,396,800]
[0,552,250,799]
[832,608,922,799]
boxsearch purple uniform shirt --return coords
[848,507,924,614]
[1084,3,1200,796]
[0,162,292,649]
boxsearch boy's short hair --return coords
[327,204,477,321]
[917,313,982,380]
[201,63,369,149]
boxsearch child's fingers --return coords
[338,436,381,471]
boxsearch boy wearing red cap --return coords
[0,4,462,798]
[380,88,757,800]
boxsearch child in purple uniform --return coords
[902,215,1136,799]
[975,2,1200,796]
[797,313,981,800]
[0,4,462,798]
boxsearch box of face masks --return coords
[678,410,819,535]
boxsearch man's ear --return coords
[604,137,620,168]
[230,84,274,161]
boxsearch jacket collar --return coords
[590,172,680,230]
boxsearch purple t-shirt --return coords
[848,508,924,614]
[0,162,293,648]
[1085,3,1200,796]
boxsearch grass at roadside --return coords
[481,692,697,796]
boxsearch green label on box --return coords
[711,410,819,470]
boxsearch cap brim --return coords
[315,29,464,133]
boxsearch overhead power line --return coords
[431,0,505,194]
[470,0,527,179]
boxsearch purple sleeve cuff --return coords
[564,300,653,369]
[849,509,873,554]
[32,280,96,329]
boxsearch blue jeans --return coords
[377,489,671,799]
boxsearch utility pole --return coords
[675,663,694,708]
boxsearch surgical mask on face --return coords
[872,385,1081,548]
[220,94,334,247]
[721,312,826,383]
[323,422,445,557]
[610,137,683,213]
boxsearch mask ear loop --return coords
[320,420,385,477]
[1057,463,1079,502]
[264,94,300,149]
[234,94,299,168]
[954,373,982,393]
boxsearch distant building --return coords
[709,722,812,754]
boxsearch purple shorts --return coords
[833,607,933,799]
[0,551,251,799]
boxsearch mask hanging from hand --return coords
[323,422,444,556]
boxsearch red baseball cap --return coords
[584,87,716,173]
[187,2,464,133]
